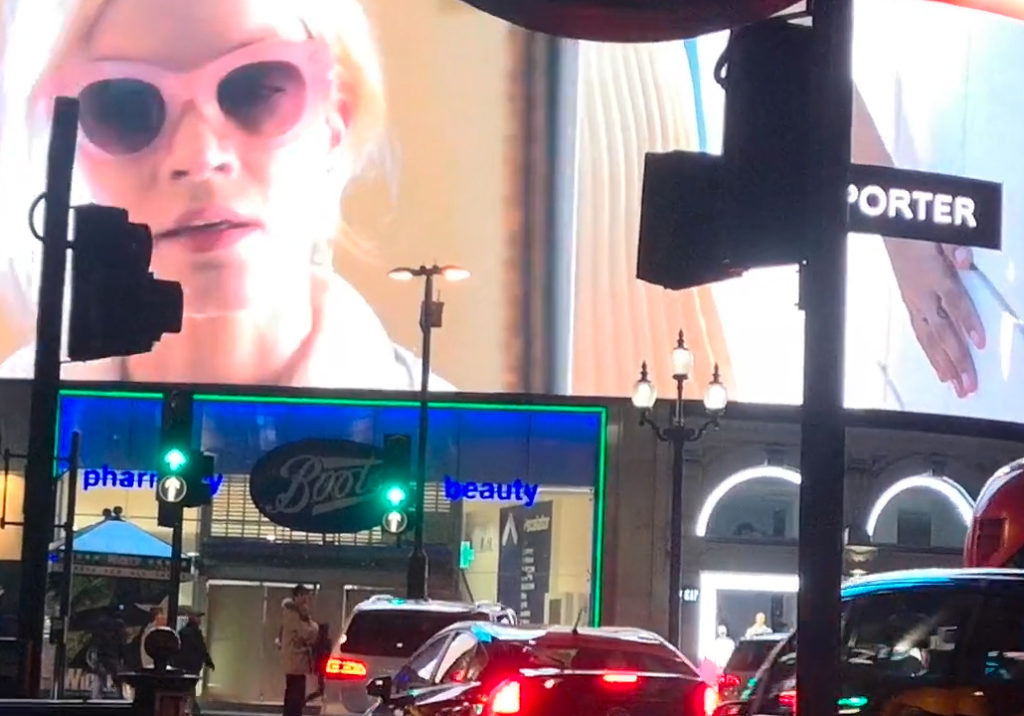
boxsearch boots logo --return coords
[249,437,409,534]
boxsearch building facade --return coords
[0,379,1022,703]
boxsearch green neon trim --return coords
[59,389,164,400]
[193,392,604,414]
[591,407,608,626]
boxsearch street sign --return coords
[382,510,408,535]
[847,164,1002,249]
[157,475,186,504]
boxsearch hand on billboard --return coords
[885,238,984,398]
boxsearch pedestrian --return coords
[175,608,215,716]
[280,584,318,716]
[305,622,332,704]
[744,612,772,638]
[140,606,166,669]
[88,606,128,699]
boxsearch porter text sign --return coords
[847,164,1002,250]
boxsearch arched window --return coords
[865,475,974,549]
[696,466,801,540]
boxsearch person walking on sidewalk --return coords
[280,584,318,716]
[175,608,215,715]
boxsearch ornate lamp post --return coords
[632,330,728,647]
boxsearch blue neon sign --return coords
[82,465,224,496]
[443,476,540,507]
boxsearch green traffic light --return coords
[385,485,407,507]
[163,447,188,472]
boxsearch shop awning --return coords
[48,508,190,580]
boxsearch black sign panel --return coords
[248,435,409,534]
[847,164,1002,250]
[497,502,552,624]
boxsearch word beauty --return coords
[83,465,224,496]
[444,476,540,508]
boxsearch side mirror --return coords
[713,701,750,716]
[366,675,392,701]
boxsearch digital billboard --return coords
[571,0,1024,424]
[1,0,1022,426]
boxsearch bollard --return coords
[122,627,198,716]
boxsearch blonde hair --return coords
[31,0,388,264]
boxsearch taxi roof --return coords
[841,567,1024,599]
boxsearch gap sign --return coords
[83,465,224,496]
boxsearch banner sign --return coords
[847,164,1003,250]
[497,501,553,624]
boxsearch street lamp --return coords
[388,263,469,599]
[632,330,727,648]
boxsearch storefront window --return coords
[54,389,607,701]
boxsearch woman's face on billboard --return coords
[78,0,341,314]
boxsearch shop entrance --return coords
[697,571,798,663]
[204,580,319,705]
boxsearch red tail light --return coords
[694,683,720,716]
[487,679,522,715]
[718,673,741,692]
[779,689,797,713]
[601,672,640,685]
[324,657,367,679]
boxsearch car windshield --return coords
[526,645,696,676]
[343,610,483,658]
[726,639,782,672]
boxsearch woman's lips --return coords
[157,219,262,254]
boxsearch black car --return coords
[718,634,787,701]
[366,621,718,716]
[715,568,1024,716]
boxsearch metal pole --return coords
[797,0,853,714]
[168,518,183,627]
[407,270,434,599]
[54,431,80,699]
[668,431,685,648]
[667,377,685,648]
[19,97,78,698]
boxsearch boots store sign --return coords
[249,436,409,534]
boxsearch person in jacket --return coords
[88,607,128,699]
[175,609,215,715]
[281,584,318,716]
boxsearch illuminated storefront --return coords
[52,387,607,704]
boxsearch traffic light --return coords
[379,434,412,535]
[68,204,183,362]
[156,392,212,526]
[181,451,214,509]
[637,21,814,290]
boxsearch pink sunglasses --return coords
[46,39,333,158]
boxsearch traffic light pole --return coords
[796,0,852,714]
[167,518,183,627]
[407,271,434,600]
[18,97,78,698]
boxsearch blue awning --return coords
[52,517,172,558]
